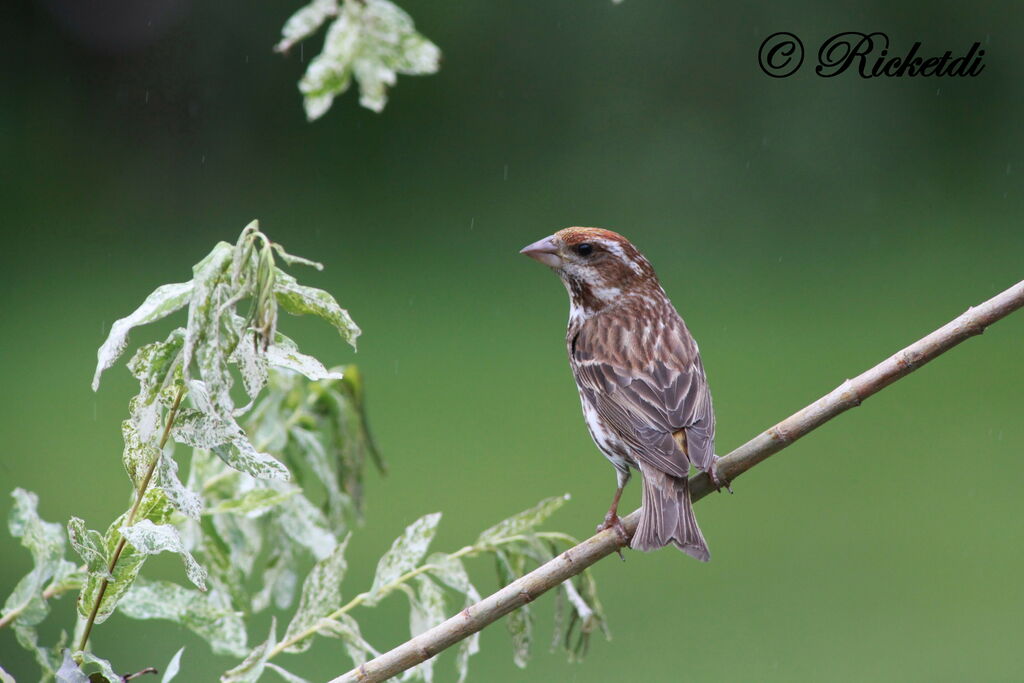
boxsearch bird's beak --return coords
[519,235,562,268]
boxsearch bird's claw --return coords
[596,513,630,560]
[709,465,734,494]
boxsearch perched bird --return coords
[520,227,722,561]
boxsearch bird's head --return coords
[520,227,658,315]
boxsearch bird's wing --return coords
[573,310,715,476]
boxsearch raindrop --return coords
[503,164,509,180]
[1006,163,1012,175]
[469,217,475,230]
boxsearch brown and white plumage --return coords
[521,227,718,561]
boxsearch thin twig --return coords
[76,385,187,654]
[329,277,1024,683]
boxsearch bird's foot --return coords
[596,513,629,560]
[709,464,734,494]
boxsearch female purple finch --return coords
[521,227,721,561]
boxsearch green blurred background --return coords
[3,1,1023,680]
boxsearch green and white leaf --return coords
[0,664,15,683]
[221,618,276,683]
[495,550,531,668]
[75,651,120,683]
[128,329,185,405]
[157,448,202,520]
[366,512,440,605]
[424,553,480,683]
[55,648,88,683]
[283,534,350,653]
[120,578,247,657]
[403,576,446,683]
[276,0,339,53]
[67,517,110,582]
[272,486,337,560]
[477,494,570,546]
[93,281,193,390]
[3,489,69,628]
[270,243,324,271]
[231,328,269,401]
[266,663,312,683]
[207,486,296,517]
[119,520,207,591]
[15,624,62,677]
[174,391,290,481]
[252,547,298,614]
[296,0,440,120]
[181,242,233,387]
[274,269,361,348]
[266,343,343,381]
[317,614,380,667]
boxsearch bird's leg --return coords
[596,484,630,558]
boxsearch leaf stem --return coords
[76,384,187,654]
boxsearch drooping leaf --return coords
[93,281,193,391]
[75,651,120,683]
[404,576,446,683]
[425,553,480,603]
[317,614,380,667]
[231,328,269,402]
[424,553,480,683]
[121,411,160,489]
[221,618,276,683]
[0,663,15,683]
[119,520,207,591]
[174,393,290,482]
[296,0,441,120]
[120,578,247,657]
[265,663,312,683]
[269,243,324,271]
[55,649,89,683]
[15,623,61,678]
[3,489,69,628]
[181,242,233,389]
[495,549,531,668]
[128,329,185,405]
[206,487,296,517]
[157,448,202,520]
[477,494,571,545]
[161,647,185,683]
[283,534,350,653]
[67,517,110,583]
[275,0,339,53]
[266,344,343,382]
[274,269,361,349]
[366,512,441,604]
[271,485,337,560]
[252,548,298,614]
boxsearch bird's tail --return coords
[632,464,710,561]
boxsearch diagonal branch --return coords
[330,278,1024,683]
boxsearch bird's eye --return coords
[575,243,594,257]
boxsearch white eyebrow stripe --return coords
[602,239,644,275]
